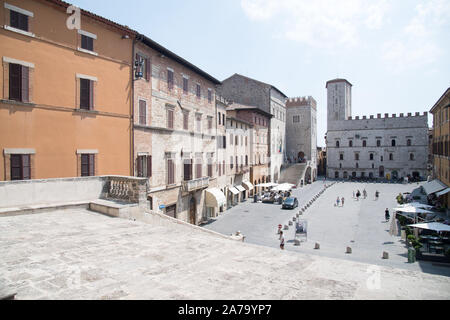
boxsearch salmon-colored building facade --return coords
[0,0,135,180]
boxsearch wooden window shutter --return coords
[139,100,146,125]
[10,155,22,180]
[9,63,21,101]
[89,154,95,176]
[89,80,94,110]
[145,58,150,80]
[168,109,174,129]
[81,154,89,176]
[137,156,143,177]
[22,154,30,179]
[21,66,29,102]
[147,156,152,177]
[80,78,90,109]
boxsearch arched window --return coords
[356,163,359,168]
[336,141,340,148]
[407,139,412,146]
[335,171,339,178]
[389,153,393,161]
[349,140,353,147]
[355,153,359,160]
[363,140,367,147]
[369,153,374,160]
[339,154,343,160]
[410,153,414,160]
[391,139,396,147]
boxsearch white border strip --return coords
[4,25,35,38]
[77,29,97,40]
[76,149,98,154]
[77,47,98,56]
[4,148,36,155]
[4,3,34,17]
[76,73,98,82]
[167,67,174,72]
[3,56,34,68]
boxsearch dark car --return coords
[282,197,298,209]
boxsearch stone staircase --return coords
[279,163,308,186]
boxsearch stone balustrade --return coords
[182,177,209,192]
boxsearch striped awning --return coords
[235,185,245,192]
[229,187,239,195]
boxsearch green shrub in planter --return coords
[397,215,407,226]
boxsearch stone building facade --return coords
[132,35,221,225]
[430,87,450,209]
[217,73,287,183]
[226,104,272,195]
[326,79,429,180]
[286,96,318,178]
[224,111,252,207]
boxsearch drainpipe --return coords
[130,36,137,177]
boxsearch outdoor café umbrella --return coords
[272,183,295,191]
[399,202,434,209]
[393,206,434,224]
[407,222,450,232]
[255,182,278,188]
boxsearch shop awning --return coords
[436,187,450,197]
[422,179,447,195]
[235,185,246,192]
[205,188,226,208]
[229,187,239,195]
[407,222,450,232]
[242,181,254,191]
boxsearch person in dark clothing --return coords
[385,208,390,221]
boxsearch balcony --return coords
[182,176,209,192]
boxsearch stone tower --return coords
[326,79,352,130]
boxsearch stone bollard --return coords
[288,221,293,226]
[314,243,320,249]
[294,239,301,246]
[346,247,352,254]
[382,251,389,259]
[284,225,289,230]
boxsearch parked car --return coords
[282,197,298,209]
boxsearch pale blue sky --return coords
[70,0,449,146]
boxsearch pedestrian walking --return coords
[277,224,282,235]
[280,231,285,250]
[341,197,345,206]
[385,208,390,222]
[336,197,340,207]
[375,190,379,200]
[363,189,367,199]
[356,190,361,201]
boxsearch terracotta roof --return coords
[430,87,450,113]
[137,34,221,85]
[226,103,273,118]
[325,78,353,88]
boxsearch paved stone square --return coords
[204,180,450,276]
[1,205,450,299]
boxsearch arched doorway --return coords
[305,166,312,183]
[298,151,305,163]
[379,166,385,178]
[343,171,348,179]
[189,197,196,225]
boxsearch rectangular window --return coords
[218,112,221,125]
[9,63,29,102]
[230,156,233,169]
[10,154,30,180]
[223,136,226,148]
[207,163,213,177]
[196,84,201,98]
[167,159,175,184]
[208,117,212,130]
[81,154,95,176]
[139,100,146,125]
[222,114,225,125]
[167,109,174,129]
[196,162,202,179]
[135,54,150,80]
[208,89,212,103]
[80,78,93,110]
[183,112,189,130]
[10,9,29,32]
[183,77,188,94]
[137,155,152,178]
[223,160,225,175]
[81,34,94,52]
[168,69,174,90]
[184,162,192,181]
[196,115,201,132]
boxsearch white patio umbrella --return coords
[399,202,433,209]
[272,183,295,191]
[393,207,433,214]
[255,182,279,188]
[407,222,450,232]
